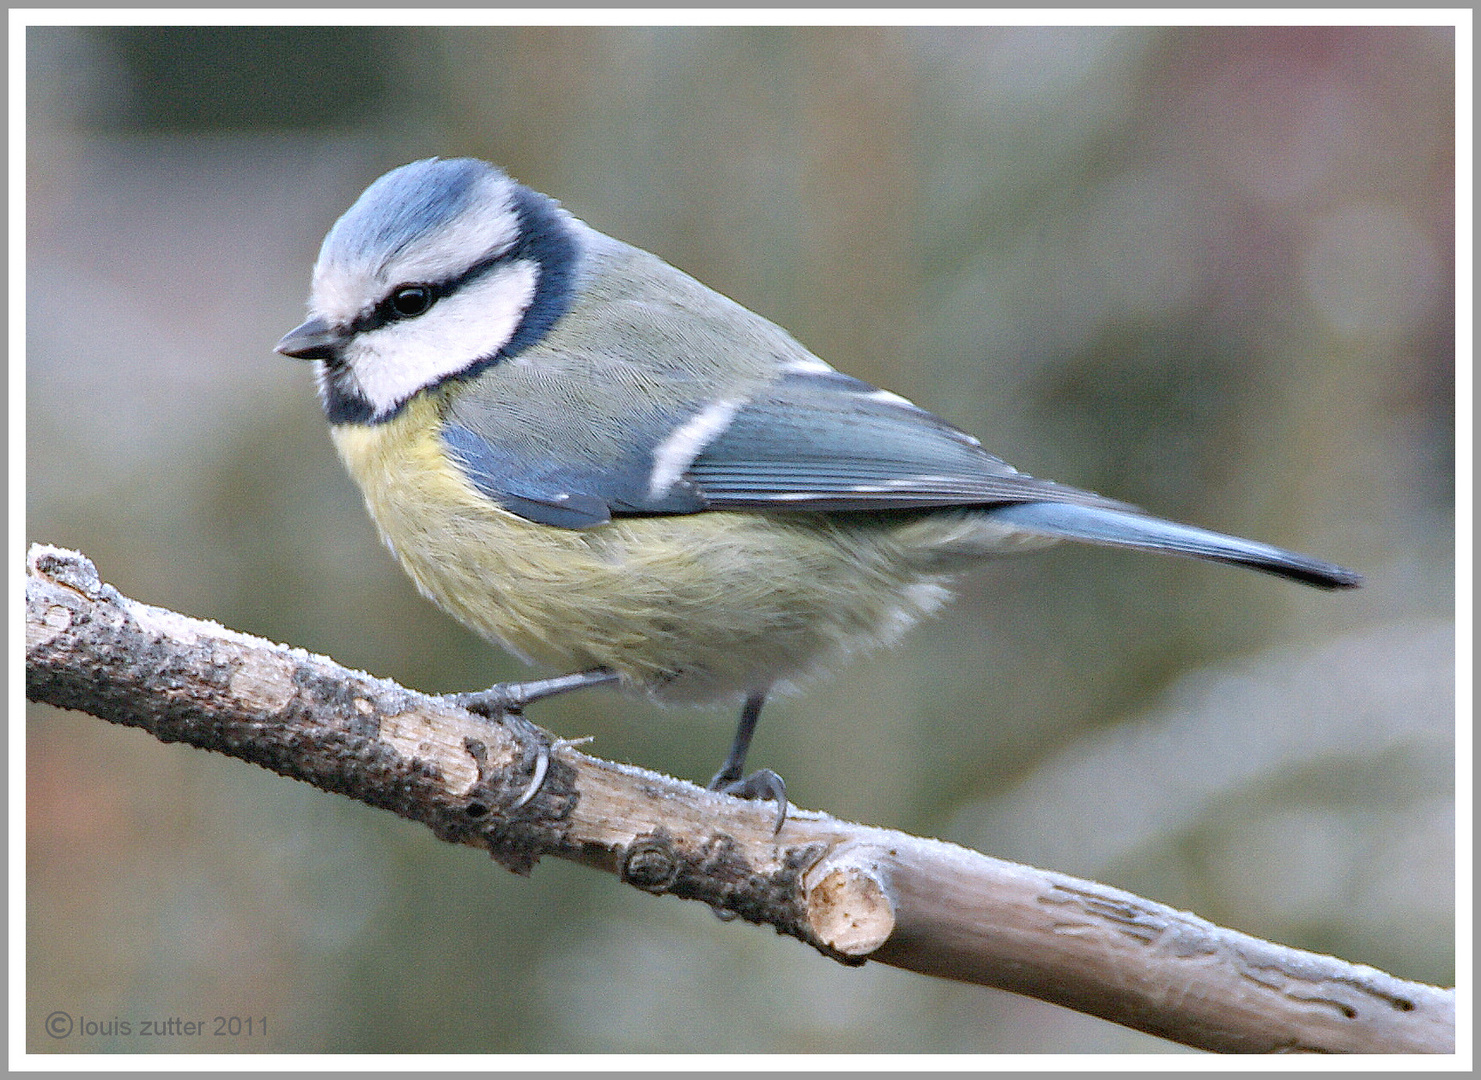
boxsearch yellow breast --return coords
[329,392,955,702]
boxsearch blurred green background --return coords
[26,24,1455,1055]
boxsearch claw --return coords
[443,669,615,812]
[509,738,550,810]
[504,734,596,812]
[708,767,788,834]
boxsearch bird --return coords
[277,157,1361,829]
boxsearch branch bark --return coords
[24,544,1455,1054]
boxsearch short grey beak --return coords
[275,316,343,361]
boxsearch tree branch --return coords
[24,544,1454,1054]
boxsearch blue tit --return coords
[277,157,1360,825]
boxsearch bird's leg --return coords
[707,691,788,833]
[447,667,620,717]
[443,668,618,810]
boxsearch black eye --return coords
[389,285,433,318]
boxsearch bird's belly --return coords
[329,399,957,702]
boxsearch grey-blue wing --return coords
[685,369,1128,512]
[441,365,1128,527]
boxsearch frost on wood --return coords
[24,545,1456,1055]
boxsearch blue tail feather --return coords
[986,502,1362,590]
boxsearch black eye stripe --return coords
[354,250,519,334]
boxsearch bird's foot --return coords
[442,669,616,810]
[707,767,788,834]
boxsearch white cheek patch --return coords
[648,398,741,499]
[343,261,539,417]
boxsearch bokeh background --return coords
[26,23,1456,1055]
